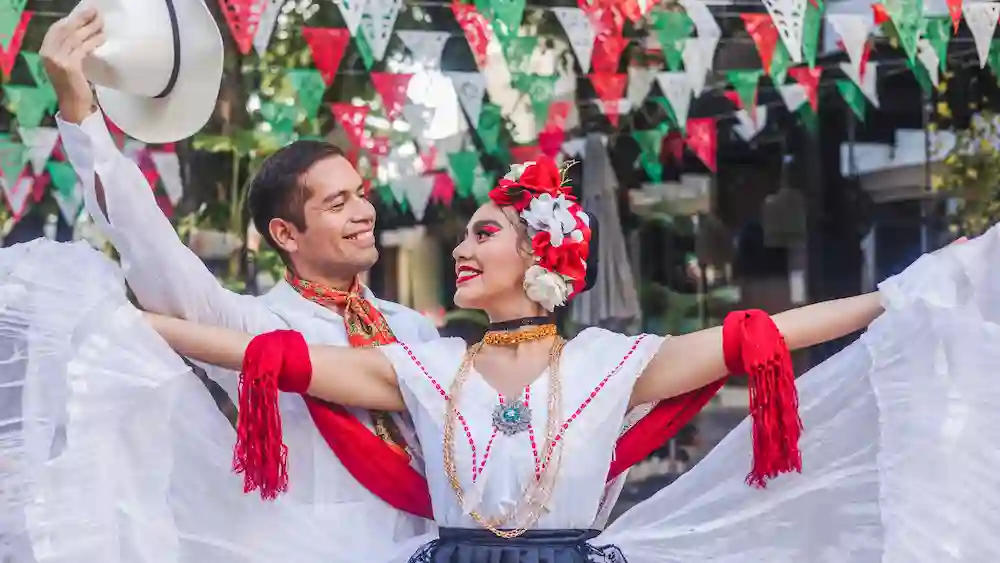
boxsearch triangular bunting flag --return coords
[447,72,487,126]
[285,69,327,118]
[652,10,694,71]
[947,0,962,32]
[217,0,269,55]
[963,2,1000,68]
[1,173,30,219]
[886,0,924,63]
[760,0,808,63]
[252,0,284,56]
[47,161,83,224]
[778,82,808,111]
[788,66,821,111]
[396,175,435,220]
[839,61,879,108]
[836,80,867,121]
[431,172,456,205]
[4,86,49,128]
[18,126,58,175]
[359,0,402,62]
[452,3,493,70]
[333,0,367,35]
[682,36,718,95]
[627,66,655,108]
[685,117,716,172]
[916,38,940,87]
[802,2,823,69]
[0,135,25,189]
[151,151,184,206]
[302,27,350,87]
[923,17,951,72]
[592,34,629,74]
[489,0,527,38]
[734,106,768,142]
[330,102,370,146]
[0,0,27,50]
[0,11,31,79]
[397,30,450,67]
[513,73,559,127]
[741,13,780,75]
[827,14,870,77]
[726,70,762,119]
[552,7,597,73]
[678,0,722,37]
[371,72,413,122]
[655,72,693,131]
[477,103,503,156]
[447,150,481,199]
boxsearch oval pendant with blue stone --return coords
[492,399,531,436]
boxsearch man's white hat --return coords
[77,0,224,143]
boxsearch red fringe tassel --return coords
[233,330,312,500]
[723,310,803,488]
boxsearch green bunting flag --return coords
[802,2,823,69]
[924,17,950,72]
[285,69,327,118]
[19,52,57,111]
[489,0,527,40]
[356,33,375,70]
[989,39,1000,85]
[652,11,693,71]
[769,43,791,85]
[260,101,299,133]
[633,128,665,181]
[797,104,819,133]
[0,134,25,188]
[837,79,867,122]
[885,0,924,63]
[640,153,663,182]
[477,103,503,156]
[0,0,28,50]
[512,73,558,127]
[727,69,762,112]
[46,161,78,199]
[503,35,537,71]
[447,150,481,199]
[4,86,49,128]
[471,168,496,204]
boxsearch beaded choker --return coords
[482,324,557,346]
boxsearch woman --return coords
[4,158,1000,563]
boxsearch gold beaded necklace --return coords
[442,337,566,539]
[481,323,558,346]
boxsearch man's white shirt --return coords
[57,111,438,540]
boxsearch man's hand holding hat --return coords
[40,8,105,125]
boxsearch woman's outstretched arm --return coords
[630,291,884,406]
[144,312,405,411]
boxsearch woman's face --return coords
[452,203,534,311]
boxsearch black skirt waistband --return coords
[409,527,626,563]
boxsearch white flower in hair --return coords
[523,265,570,311]
[504,161,535,181]
[521,193,578,247]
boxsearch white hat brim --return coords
[96,0,223,144]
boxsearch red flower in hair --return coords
[531,231,588,289]
[489,186,532,211]
[517,158,564,196]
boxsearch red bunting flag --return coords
[452,2,493,69]
[546,100,573,130]
[0,11,32,79]
[947,0,962,32]
[685,117,716,173]
[585,6,626,38]
[419,146,439,172]
[217,0,268,55]
[592,34,628,74]
[330,103,370,146]
[371,72,413,122]
[363,135,391,158]
[31,171,47,203]
[723,90,742,109]
[788,67,822,111]
[871,3,890,25]
[740,13,779,75]
[302,27,350,87]
[431,171,456,205]
[590,72,627,101]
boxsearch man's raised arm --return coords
[43,9,270,334]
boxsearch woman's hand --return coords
[143,312,405,411]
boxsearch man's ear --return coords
[269,218,298,254]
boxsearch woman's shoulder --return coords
[380,336,469,389]
[562,327,665,380]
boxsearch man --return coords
[41,8,437,542]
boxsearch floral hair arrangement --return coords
[488,157,591,311]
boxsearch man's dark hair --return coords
[247,140,345,252]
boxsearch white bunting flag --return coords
[733,106,768,142]
[964,2,1000,68]
[656,72,693,126]
[827,14,871,78]
[627,67,655,108]
[561,138,586,158]
[678,0,721,37]
[18,126,58,175]
[397,31,450,68]
[839,61,880,108]
[446,71,486,126]
[360,0,402,61]
[552,7,597,73]
[396,175,435,221]
[916,38,940,87]
[778,82,808,111]
[253,0,284,57]
[401,103,435,151]
[53,181,83,225]
[151,151,184,206]
[2,175,32,219]
[682,36,718,96]
[761,0,808,63]
[333,0,367,35]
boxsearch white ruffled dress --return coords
[3,227,1000,563]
